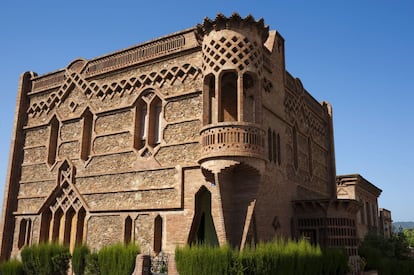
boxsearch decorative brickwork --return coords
[1,13,362,266]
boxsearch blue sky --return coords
[0,1,413,221]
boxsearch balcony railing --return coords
[199,122,266,161]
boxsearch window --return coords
[154,215,162,254]
[48,116,59,166]
[134,90,163,152]
[80,109,93,161]
[220,72,238,122]
[203,74,215,125]
[124,216,133,244]
[18,218,32,249]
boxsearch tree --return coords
[403,228,414,247]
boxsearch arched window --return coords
[154,215,162,254]
[80,109,93,161]
[220,72,238,122]
[40,209,52,242]
[188,186,219,246]
[18,218,32,249]
[124,216,133,244]
[149,97,162,147]
[203,74,215,125]
[48,116,59,166]
[134,90,163,151]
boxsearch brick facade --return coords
[1,13,361,263]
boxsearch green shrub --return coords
[20,243,70,275]
[97,243,140,275]
[175,244,234,275]
[320,248,348,275]
[176,239,347,275]
[0,259,24,275]
[72,244,90,275]
[83,252,100,275]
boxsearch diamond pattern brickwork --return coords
[202,35,262,75]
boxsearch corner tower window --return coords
[203,74,215,125]
[220,72,238,122]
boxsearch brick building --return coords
[336,174,384,240]
[1,13,362,261]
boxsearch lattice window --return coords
[202,35,262,73]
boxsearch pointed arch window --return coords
[80,109,93,161]
[203,74,215,125]
[48,116,59,166]
[124,216,133,244]
[154,215,162,254]
[40,161,87,252]
[134,90,163,152]
[18,218,32,249]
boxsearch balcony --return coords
[199,122,266,163]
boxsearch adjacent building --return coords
[0,13,385,263]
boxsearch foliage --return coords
[359,232,414,274]
[175,238,348,275]
[175,244,234,275]
[0,259,24,275]
[97,243,140,275]
[403,228,414,247]
[72,244,90,275]
[84,252,100,275]
[20,243,70,275]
